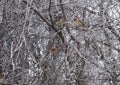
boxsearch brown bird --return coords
[73,18,85,27]
[50,46,58,55]
[56,18,65,27]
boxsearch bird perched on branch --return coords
[73,17,85,28]
[50,45,58,55]
[56,18,65,28]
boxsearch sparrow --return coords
[50,46,58,55]
[56,18,65,27]
[73,18,85,27]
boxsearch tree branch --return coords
[22,0,65,43]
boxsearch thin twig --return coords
[22,0,65,43]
